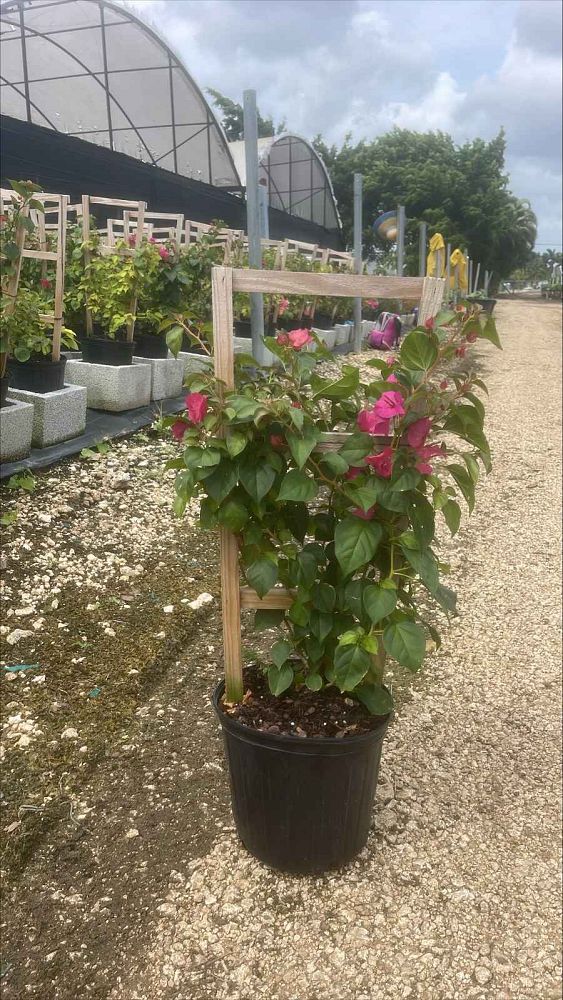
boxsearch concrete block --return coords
[8,384,87,448]
[65,359,151,412]
[362,319,376,337]
[313,328,336,350]
[0,398,34,462]
[133,354,184,401]
[334,323,352,345]
[178,352,213,377]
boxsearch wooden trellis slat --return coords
[211,265,445,695]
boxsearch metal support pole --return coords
[446,243,451,298]
[473,262,480,294]
[258,180,269,239]
[352,173,363,353]
[436,250,443,279]
[243,89,266,365]
[396,205,406,276]
[418,221,427,276]
[468,258,473,297]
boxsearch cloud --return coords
[128,0,562,246]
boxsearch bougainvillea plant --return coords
[168,305,501,713]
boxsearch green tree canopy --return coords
[207,89,286,142]
[314,128,536,282]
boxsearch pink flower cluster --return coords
[365,299,379,310]
[357,390,405,437]
[276,328,313,350]
[278,297,289,316]
[403,417,443,474]
[171,392,209,441]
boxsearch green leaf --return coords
[310,610,333,644]
[305,673,323,691]
[400,542,439,594]
[7,472,36,492]
[333,644,371,691]
[335,517,382,574]
[271,639,292,668]
[463,454,480,484]
[383,621,426,671]
[400,329,438,370]
[409,494,435,548]
[226,431,248,458]
[267,663,293,696]
[311,582,336,612]
[391,469,421,492]
[218,499,248,533]
[278,469,318,502]
[441,499,461,535]
[246,557,278,598]
[239,458,275,501]
[288,406,304,431]
[319,451,349,476]
[447,463,475,512]
[434,309,457,326]
[434,584,457,614]
[286,425,320,468]
[345,480,383,511]
[226,395,263,421]
[480,315,502,349]
[173,493,187,517]
[355,684,394,716]
[0,510,18,526]
[288,600,309,626]
[312,366,360,401]
[165,324,183,357]
[337,432,373,466]
[363,584,397,624]
[204,461,239,503]
[254,608,286,630]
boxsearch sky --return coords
[129,0,562,250]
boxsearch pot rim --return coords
[212,678,391,754]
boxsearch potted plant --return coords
[3,288,77,392]
[167,303,501,873]
[466,290,497,315]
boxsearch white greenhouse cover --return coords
[0,0,240,187]
[229,134,340,231]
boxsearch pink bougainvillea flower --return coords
[158,246,170,261]
[365,299,379,310]
[352,506,377,520]
[414,443,444,475]
[148,237,157,244]
[276,332,289,346]
[373,390,405,420]
[357,408,390,436]
[39,278,52,290]
[0,214,7,224]
[278,297,289,316]
[386,356,396,366]
[405,417,432,449]
[455,345,467,358]
[440,379,449,390]
[288,328,313,350]
[128,235,136,247]
[345,466,363,481]
[466,331,478,343]
[424,317,435,330]
[185,392,208,424]
[171,420,187,441]
[270,434,284,448]
[365,446,394,479]
[386,373,399,383]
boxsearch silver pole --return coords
[352,173,363,353]
[243,89,266,365]
[446,243,451,297]
[468,258,473,296]
[418,222,427,276]
[473,261,480,294]
[396,205,406,276]
[258,180,269,239]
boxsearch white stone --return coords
[61,727,79,740]
[187,592,213,610]
[0,398,34,462]
[6,629,34,645]
[8,384,87,448]
[65,359,151,412]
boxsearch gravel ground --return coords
[1,300,561,1000]
[109,300,562,1000]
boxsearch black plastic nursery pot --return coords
[134,330,169,358]
[81,337,136,366]
[0,374,9,407]
[213,680,391,875]
[7,355,66,393]
[480,298,496,315]
[234,319,252,338]
[312,313,334,330]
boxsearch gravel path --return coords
[110,300,562,1000]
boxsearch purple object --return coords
[367,312,402,350]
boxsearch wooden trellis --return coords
[211,265,446,698]
[0,190,68,363]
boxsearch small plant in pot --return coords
[2,288,78,393]
[466,291,496,315]
[167,304,501,873]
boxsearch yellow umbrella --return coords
[426,233,446,277]
[450,249,468,292]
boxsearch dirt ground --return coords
[1,300,561,1000]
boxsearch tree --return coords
[207,89,286,142]
[314,128,536,282]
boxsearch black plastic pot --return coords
[134,331,168,358]
[312,313,334,330]
[7,356,66,393]
[81,338,135,366]
[0,374,9,407]
[234,319,252,338]
[213,680,390,874]
[479,297,496,315]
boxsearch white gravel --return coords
[110,300,562,1000]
